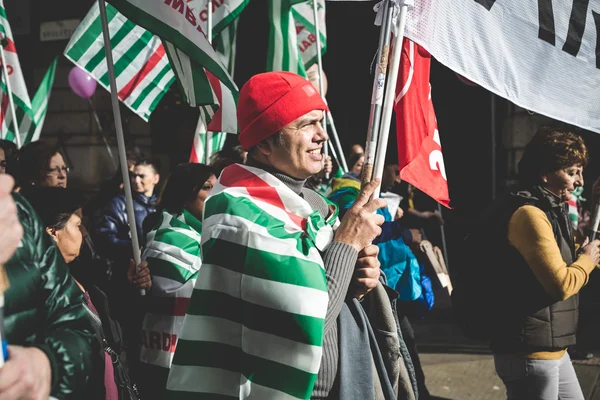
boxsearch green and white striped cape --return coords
[166,163,338,399]
[139,209,203,373]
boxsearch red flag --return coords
[395,38,451,208]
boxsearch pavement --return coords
[409,288,600,400]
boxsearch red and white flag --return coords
[395,38,450,208]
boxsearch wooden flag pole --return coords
[372,1,409,199]
[0,38,22,149]
[360,0,394,189]
[98,0,145,296]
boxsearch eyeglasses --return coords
[45,166,70,175]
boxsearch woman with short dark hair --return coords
[17,141,69,188]
[481,127,600,399]
[137,162,216,398]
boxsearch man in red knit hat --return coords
[167,72,407,399]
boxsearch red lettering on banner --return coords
[199,9,208,22]
[140,330,179,352]
[170,334,178,352]
[185,6,197,26]
[299,34,316,53]
[164,0,184,14]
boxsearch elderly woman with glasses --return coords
[17,140,69,188]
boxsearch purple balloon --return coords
[68,66,97,99]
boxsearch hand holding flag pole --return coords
[98,0,145,296]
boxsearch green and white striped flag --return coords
[292,0,326,69]
[65,2,176,122]
[166,163,338,399]
[21,57,58,145]
[215,18,239,78]
[107,0,237,94]
[267,0,326,77]
[0,0,33,145]
[140,209,203,373]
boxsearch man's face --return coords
[262,110,328,179]
[131,164,159,196]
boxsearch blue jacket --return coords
[93,191,157,267]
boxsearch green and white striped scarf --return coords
[166,163,337,399]
[140,209,203,372]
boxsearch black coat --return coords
[92,192,157,268]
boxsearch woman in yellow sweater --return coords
[491,128,600,400]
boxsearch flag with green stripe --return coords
[21,57,58,145]
[267,0,326,77]
[0,0,33,145]
[64,1,175,122]
[106,0,237,95]
[166,163,338,399]
[140,209,203,372]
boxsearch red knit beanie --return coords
[237,71,328,151]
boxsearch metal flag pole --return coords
[327,111,348,173]
[371,0,409,199]
[98,0,145,295]
[360,0,394,188]
[88,98,118,170]
[312,0,329,178]
[0,38,22,149]
[437,203,450,271]
[491,92,496,201]
[205,2,214,165]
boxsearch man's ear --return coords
[153,173,160,185]
[46,227,59,243]
[255,139,273,156]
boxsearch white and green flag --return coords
[166,163,336,399]
[292,0,326,70]
[267,0,326,77]
[65,2,175,122]
[21,57,58,145]
[0,0,33,145]
[106,0,237,94]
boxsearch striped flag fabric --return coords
[21,57,58,145]
[65,1,175,122]
[166,163,336,399]
[267,0,326,77]
[292,0,326,70]
[214,18,239,78]
[268,0,307,76]
[184,0,248,41]
[140,209,203,373]
[0,0,33,145]
[107,0,237,94]
[188,69,237,164]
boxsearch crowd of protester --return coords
[0,70,598,400]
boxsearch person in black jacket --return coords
[22,186,151,399]
[92,157,160,375]
[2,175,94,399]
